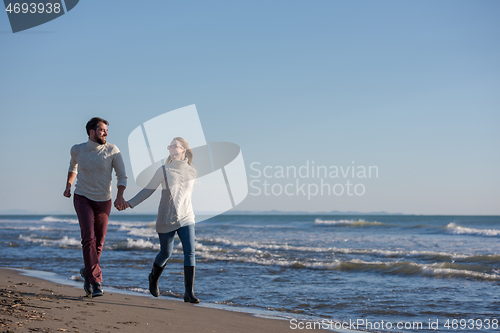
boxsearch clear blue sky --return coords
[0,1,499,215]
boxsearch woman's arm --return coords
[127,166,167,208]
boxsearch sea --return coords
[0,214,499,333]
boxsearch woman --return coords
[125,137,199,303]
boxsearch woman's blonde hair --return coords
[166,137,194,166]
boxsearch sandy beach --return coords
[0,268,313,333]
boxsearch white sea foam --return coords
[204,237,331,253]
[116,238,160,250]
[118,225,157,238]
[128,228,157,238]
[0,226,49,231]
[0,224,72,232]
[28,225,58,231]
[108,220,155,228]
[331,260,500,281]
[19,235,81,247]
[369,249,469,260]
[314,219,385,226]
[307,259,500,281]
[446,223,500,237]
[422,265,500,281]
[196,245,500,281]
[199,237,480,262]
[240,247,263,254]
[127,287,150,294]
[41,216,79,224]
[70,275,83,282]
[199,252,298,267]
[195,241,223,252]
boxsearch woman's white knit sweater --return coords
[128,159,196,233]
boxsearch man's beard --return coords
[94,133,106,144]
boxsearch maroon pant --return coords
[74,194,111,284]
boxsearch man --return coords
[63,117,127,298]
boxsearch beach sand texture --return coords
[0,268,307,333]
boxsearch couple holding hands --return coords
[64,117,199,303]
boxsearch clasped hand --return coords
[114,197,131,211]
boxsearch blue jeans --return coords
[155,223,195,267]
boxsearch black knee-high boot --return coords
[149,262,165,297]
[183,266,200,303]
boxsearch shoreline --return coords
[15,267,298,321]
[0,267,327,333]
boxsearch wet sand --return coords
[0,268,315,333]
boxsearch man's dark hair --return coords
[86,117,109,136]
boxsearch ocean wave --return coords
[460,254,500,264]
[194,241,224,252]
[107,237,210,253]
[199,251,500,281]
[324,260,500,282]
[0,225,60,231]
[19,235,81,247]
[108,220,155,228]
[332,259,498,279]
[127,228,157,238]
[421,266,500,281]
[118,225,157,238]
[41,216,79,224]
[111,238,160,251]
[192,239,500,282]
[202,237,332,253]
[445,223,500,237]
[314,219,386,227]
[27,225,61,231]
[198,237,497,263]
[124,287,150,294]
[240,247,264,254]
[199,252,300,268]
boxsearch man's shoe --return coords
[91,282,103,297]
[80,268,92,297]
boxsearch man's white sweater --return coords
[69,140,127,202]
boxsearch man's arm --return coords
[63,172,77,198]
[112,150,128,210]
[114,185,126,210]
[65,145,78,198]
